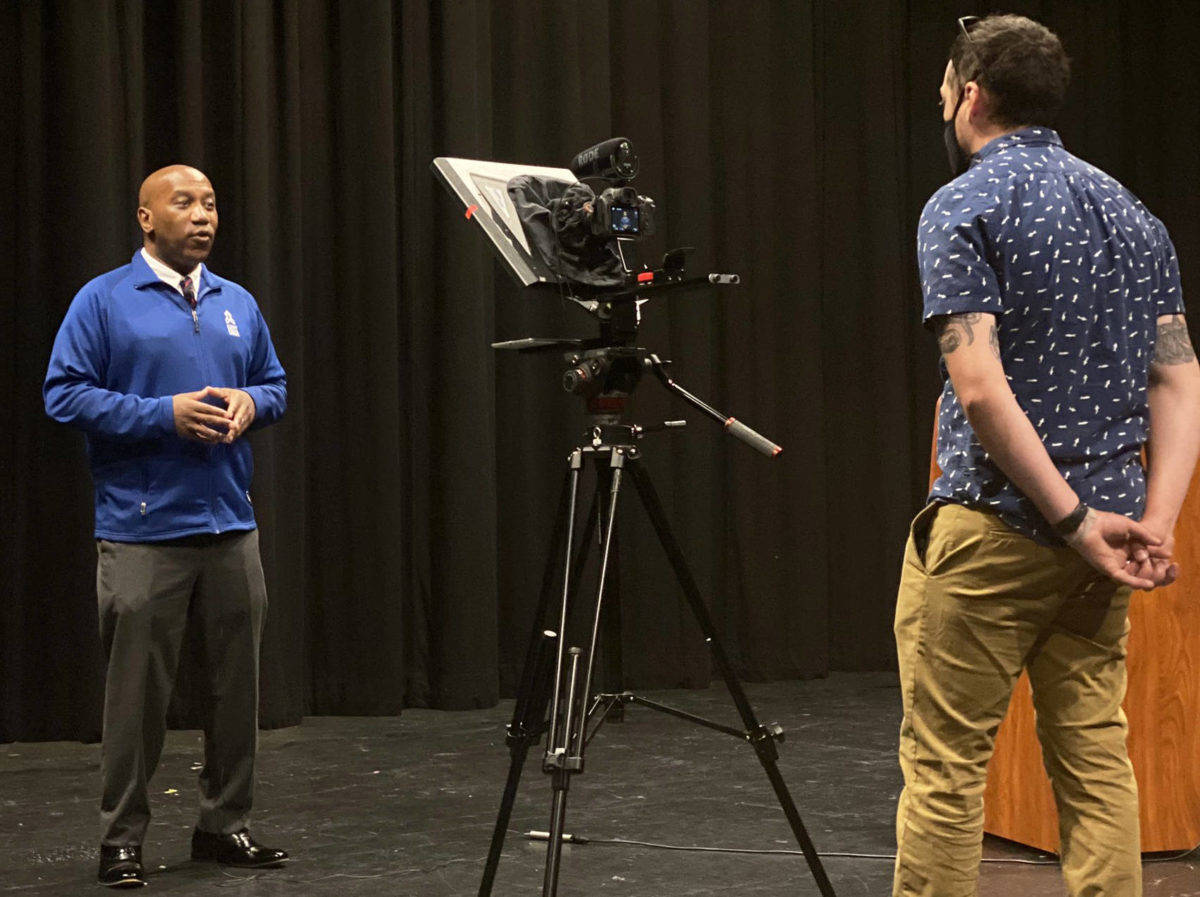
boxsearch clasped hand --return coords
[172,386,256,444]
[1065,508,1179,591]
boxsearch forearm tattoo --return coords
[1153,315,1196,365]
[936,313,1000,358]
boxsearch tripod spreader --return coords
[583,691,788,752]
[645,354,782,457]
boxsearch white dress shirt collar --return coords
[141,247,204,296]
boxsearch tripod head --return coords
[494,333,782,458]
[492,249,780,457]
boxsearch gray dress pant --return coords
[96,529,267,846]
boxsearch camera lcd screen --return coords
[610,205,640,234]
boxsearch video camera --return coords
[506,137,656,289]
[563,137,655,238]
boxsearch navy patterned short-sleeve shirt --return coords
[918,127,1184,543]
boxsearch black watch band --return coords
[1053,501,1089,537]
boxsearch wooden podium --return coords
[928,428,1200,853]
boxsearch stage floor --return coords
[2,673,1197,896]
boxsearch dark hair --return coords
[950,14,1070,128]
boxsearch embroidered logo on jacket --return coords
[224,310,240,337]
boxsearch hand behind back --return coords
[1065,508,1180,591]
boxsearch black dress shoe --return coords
[190,828,288,868]
[98,845,145,888]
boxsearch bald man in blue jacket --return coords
[45,165,289,888]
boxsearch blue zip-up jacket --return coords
[44,251,287,541]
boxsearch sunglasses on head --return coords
[954,15,984,84]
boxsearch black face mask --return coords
[943,89,970,177]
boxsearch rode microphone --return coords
[569,137,638,182]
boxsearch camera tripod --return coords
[476,351,838,897]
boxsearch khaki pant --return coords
[893,503,1140,897]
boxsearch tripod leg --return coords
[478,738,531,896]
[478,454,583,897]
[543,648,583,897]
[477,630,560,896]
[627,462,839,897]
[540,453,626,897]
[574,449,626,757]
[599,468,625,701]
[546,450,585,754]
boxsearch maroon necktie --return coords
[180,276,196,309]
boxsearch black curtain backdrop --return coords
[2,1,1198,741]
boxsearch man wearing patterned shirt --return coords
[894,14,1200,897]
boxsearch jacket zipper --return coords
[188,291,220,534]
